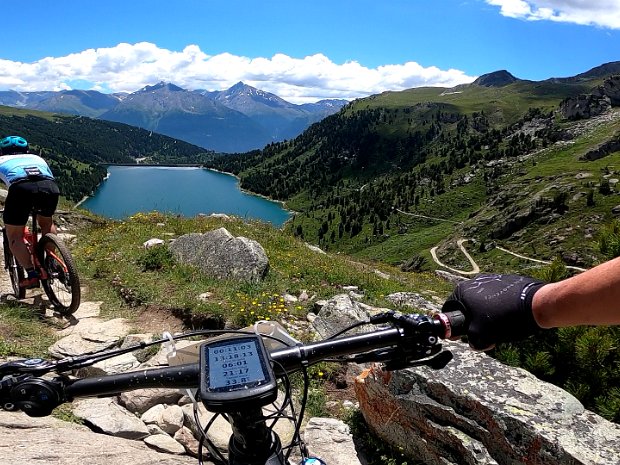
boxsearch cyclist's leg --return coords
[3,183,34,270]
[4,224,31,267]
[34,179,59,237]
[37,216,57,236]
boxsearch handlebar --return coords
[0,309,466,464]
[1,310,465,414]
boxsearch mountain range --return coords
[0,83,348,153]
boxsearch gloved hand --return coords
[441,274,546,350]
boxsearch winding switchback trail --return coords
[495,245,587,272]
[430,239,480,276]
[430,239,588,276]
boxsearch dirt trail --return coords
[431,239,588,276]
[0,243,14,297]
[430,239,480,275]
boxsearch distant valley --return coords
[0,82,348,152]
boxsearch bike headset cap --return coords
[0,136,28,155]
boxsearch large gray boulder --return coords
[355,341,620,465]
[312,294,372,338]
[169,227,269,282]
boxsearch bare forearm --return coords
[532,256,620,328]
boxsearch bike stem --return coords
[227,408,284,465]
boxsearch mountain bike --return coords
[0,309,465,465]
[1,208,80,315]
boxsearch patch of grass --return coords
[305,379,328,418]
[52,404,84,424]
[0,304,56,358]
[137,244,175,271]
[72,212,453,328]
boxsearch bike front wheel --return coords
[38,233,80,315]
[3,230,25,299]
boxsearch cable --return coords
[325,320,371,339]
[194,393,227,464]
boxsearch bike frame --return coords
[26,211,47,279]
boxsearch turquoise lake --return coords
[80,166,292,227]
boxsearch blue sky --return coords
[0,0,619,103]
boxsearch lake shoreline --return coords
[104,163,204,167]
[206,167,297,224]
[74,171,112,209]
[78,165,292,227]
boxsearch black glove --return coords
[441,274,546,350]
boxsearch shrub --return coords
[137,245,174,271]
[598,220,620,260]
[530,257,571,283]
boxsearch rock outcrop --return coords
[560,93,611,120]
[0,411,196,465]
[355,341,620,465]
[560,75,620,120]
[580,135,620,161]
[602,75,620,106]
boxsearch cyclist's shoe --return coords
[19,276,40,289]
[20,269,40,289]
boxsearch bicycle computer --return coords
[199,334,278,412]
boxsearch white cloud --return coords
[0,42,475,104]
[486,0,620,28]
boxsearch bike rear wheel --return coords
[2,229,25,299]
[38,233,80,315]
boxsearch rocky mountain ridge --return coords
[0,82,347,153]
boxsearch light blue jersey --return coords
[0,154,54,187]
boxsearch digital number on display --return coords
[208,340,267,389]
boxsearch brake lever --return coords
[383,349,453,371]
[347,348,401,364]
[348,344,451,370]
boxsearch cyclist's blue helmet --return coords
[0,135,28,155]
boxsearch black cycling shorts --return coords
[3,178,60,225]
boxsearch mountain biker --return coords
[442,256,620,350]
[0,135,59,289]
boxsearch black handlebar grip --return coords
[434,310,468,339]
